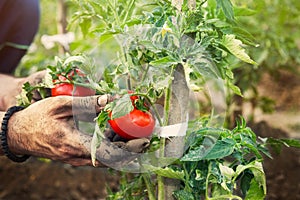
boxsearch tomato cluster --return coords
[51,68,95,97]
[108,92,155,140]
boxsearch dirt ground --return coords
[1,70,300,200]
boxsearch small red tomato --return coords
[51,68,95,97]
[108,108,155,140]
[51,83,96,96]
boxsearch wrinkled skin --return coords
[6,95,150,167]
[1,71,150,167]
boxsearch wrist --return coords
[6,110,25,155]
[0,112,5,155]
[0,106,30,162]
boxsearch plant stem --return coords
[209,195,243,200]
[109,0,121,26]
[205,162,212,199]
[157,175,165,200]
[141,63,151,82]
[123,0,136,24]
[127,73,132,90]
[133,92,164,126]
[182,163,192,192]
[142,174,156,200]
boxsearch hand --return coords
[6,95,150,166]
[0,70,49,110]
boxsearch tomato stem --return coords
[142,174,156,200]
[131,92,164,126]
[126,73,132,90]
[141,63,150,82]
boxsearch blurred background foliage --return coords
[16,0,300,124]
[229,0,300,124]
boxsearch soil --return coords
[0,158,120,200]
[249,121,300,200]
[1,70,300,200]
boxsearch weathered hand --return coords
[6,95,150,167]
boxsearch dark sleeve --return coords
[0,0,40,74]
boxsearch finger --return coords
[27,70,47,85]
[47,94,113,121]
[96,139,139,168]
[104,128,116,141]
[104,128,128,142]
[125,138,150,153]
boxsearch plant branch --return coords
[142,174,156,200]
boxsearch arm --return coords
[0,95,150,167]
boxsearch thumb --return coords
[95,138,150,169]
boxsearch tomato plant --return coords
[72,0,267,199]
[67,0,300,200]
[13,0,300,199]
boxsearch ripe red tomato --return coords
[108,108,155,140]
[51,68,95,97]
[51,83,96,96]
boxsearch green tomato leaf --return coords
[216,0,234,21]
[222,34,258,65]
[266,137,300,154]
[142,165,185,181]
[235,161,266,196]
[96,109,109,131]
[240,170,254,197]
[91,124,104,167]
[79,16,92,37]
[111,94,134,119]
[219,163,235,181]
[202,138,236,160]
[227,81,243,96]
[16,88,31,107]
[245,178,266,200]
[234,6,257,16]
[181,138,235,161]
[44,70,55,88]
[63,55,87,67]
[149,56,178,68]
[270,138,300,148]
[173,190,195,200]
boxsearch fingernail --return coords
[97,95,108,107]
